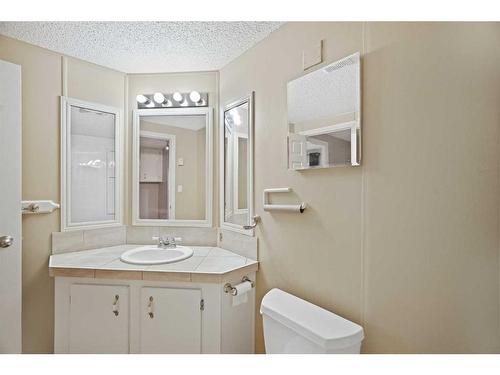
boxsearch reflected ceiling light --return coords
[233,115,242,126]
[136,94,149,104]
[153,92,166,104]
[163,99,173,107]
[180,99,189,107]
[172,92,183,102]
[145,101,155,108]
[189,91,201,103]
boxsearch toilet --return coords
[260,288,364,353]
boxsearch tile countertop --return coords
[49,245,258,283]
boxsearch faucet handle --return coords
[152,236,182,247]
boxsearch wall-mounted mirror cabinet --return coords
[132,108,213,227]
[61,97,123,231]
[220,93,254,234]
[287,52,361,170]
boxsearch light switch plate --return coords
[178,158,184,166]
[177,185,183,193]
[302,40,323,70]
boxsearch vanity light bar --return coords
[136,91,208,109]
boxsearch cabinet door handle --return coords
[147,296,154,319]
[112,294,119,316]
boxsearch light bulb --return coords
[153,92,165,104]
[172,92,183,102]
[180,99,188,107]
[163,99,173,107]
[146,101,155,108]
[189,91,201,103]
[136,94,149,104]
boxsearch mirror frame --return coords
[132,107,213,227]
[219,92,255,236]
[287,52,361,170]
[60,96,124,231]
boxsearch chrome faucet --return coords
[153,235,178,249]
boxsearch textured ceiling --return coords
[0,22,283,73]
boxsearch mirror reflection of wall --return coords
[70,106,117,223]
[138,115,206,221]
[224,102,249,226]
[287,52,361,170]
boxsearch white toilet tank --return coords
[260,288,364,354]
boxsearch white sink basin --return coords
[120,245,194,265]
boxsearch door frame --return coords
[139,130,176,220]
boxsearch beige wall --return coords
[219,22,500,353]
[126,72,218,225]
[0,35,126,353]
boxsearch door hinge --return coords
[200,299,205,311]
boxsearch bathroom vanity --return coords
[49,244,257,354]
[53,86,259,354]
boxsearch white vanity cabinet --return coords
[139,287,202,354]
[68,284,130,354]
[54,273,256,354]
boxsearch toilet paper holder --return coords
[224,276,254,296]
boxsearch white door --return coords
[0,59,22,353]
[288,133,308,169]
[140,287,202,353]
[69,284,130,353]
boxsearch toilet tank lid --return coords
[260,288,364,350]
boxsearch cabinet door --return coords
[140,148,163,182]
[69,284,129,353]
[140,287,202,353]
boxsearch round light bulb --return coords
[136,94,149,104]
[172,92,183,102]
[189,91,201,103]
[153,92,165,104]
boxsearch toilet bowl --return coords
[260,288,364,353]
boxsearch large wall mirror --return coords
[132,108,213,227]
[220,93,254,234]
[61,97,123,231]
[287,52,361,170]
